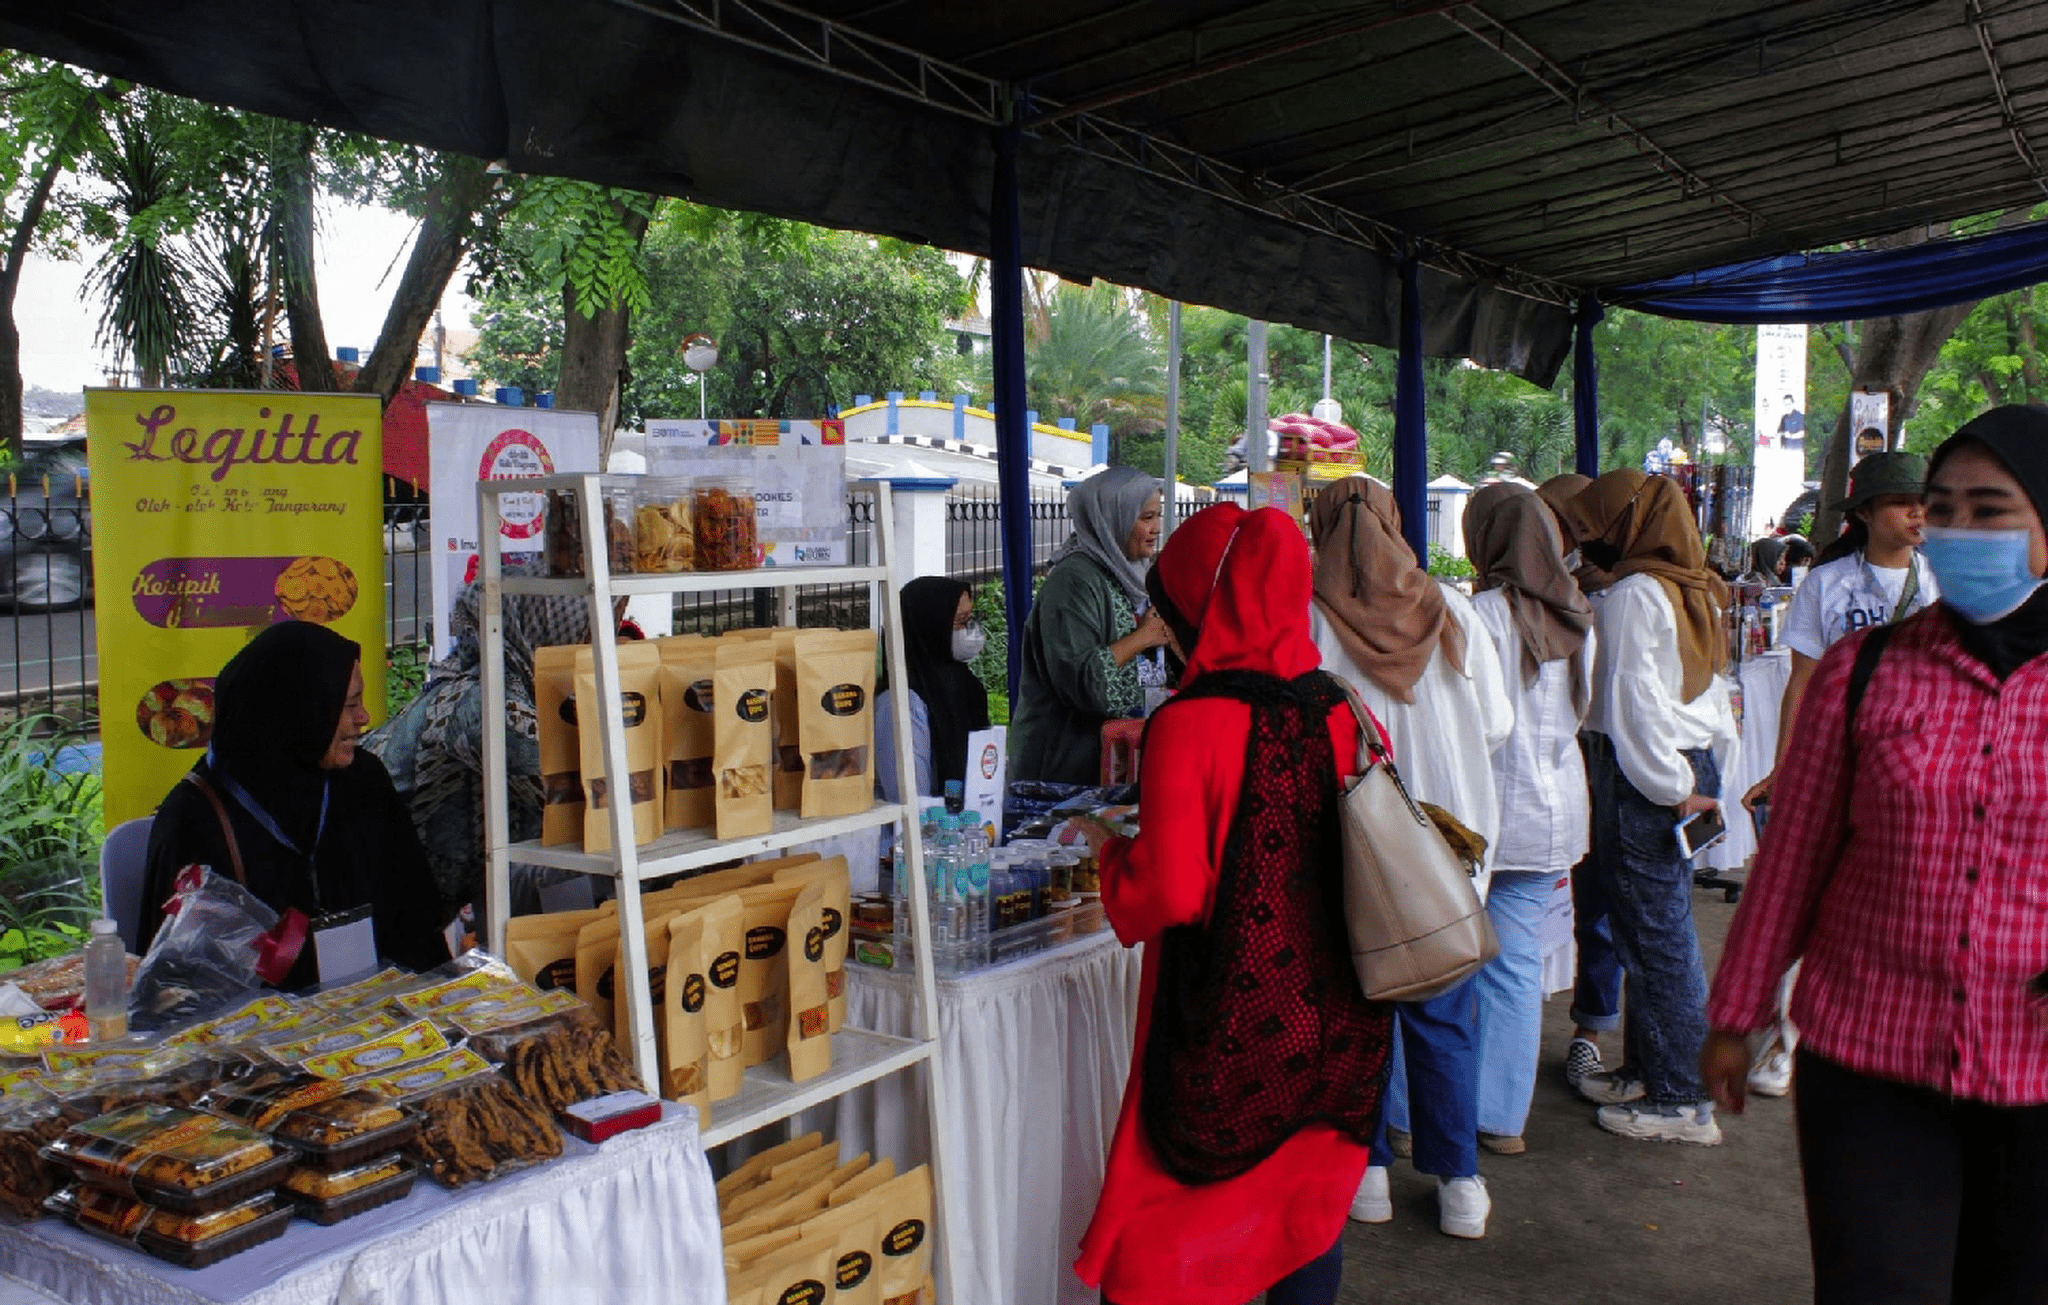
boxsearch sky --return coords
[17,197,478,399]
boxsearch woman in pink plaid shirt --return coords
[1705,405,2048,1303]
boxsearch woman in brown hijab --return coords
[1537,472,1614,593]
[1308,475,1514,1239]
[1554,469,1737,1147]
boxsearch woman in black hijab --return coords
[139,622,452,987]
[876,576,991,802]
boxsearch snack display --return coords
[535,645,585,846]
[792,629,877,819]
[273,555,359,623]
[544,479,637,578]
[283,1153,418,1224]
[407,1075,564,1188]
[634,476,695,572]
[494,1018,645,1113]
[694,478,758,571]
[271,1089,415,1171]
[658,637,720,830]
[0,1101,68,1219]
[713,641,776,839]
[54,1185,294,1267]
[43,1104,291,1214]
[195,1070,349,1132]
[576,642,665,851]
[135,677,215,750]
[300,1019,449,1081]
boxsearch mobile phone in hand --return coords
[1676,806,1728,861]
[1750,799,1769,841]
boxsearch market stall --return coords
[1701,648,1793,877]
[833,932,1142,1305]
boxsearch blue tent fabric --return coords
[1396,257,1429,562]
[991,121,1033,701]
[1607,220,2048,324]
[1573,296,1603,477]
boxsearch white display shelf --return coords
[499,564,889,597]
[507,805,909,880]
[699,1029,933,1149]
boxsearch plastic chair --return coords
[98,816,155,952]
[1100,719,1145,785]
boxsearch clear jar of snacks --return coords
[693,477,758,572]
[544,477,640,577]
[632,477,694,573]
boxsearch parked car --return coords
[0,437,92,611]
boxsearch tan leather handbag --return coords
[1334,684,1499,1002]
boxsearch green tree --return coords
[1026,282,1163,462]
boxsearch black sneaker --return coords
[1564,1036,1604,1090]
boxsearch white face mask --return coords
[952,624,986,662]
[1562,548,1583,573]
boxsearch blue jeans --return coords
[1372,977,1479,1179]
[1570,735,1624,1033]
[1584,733,1716,1107]
[1475,870,1554,1137]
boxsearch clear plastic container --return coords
[284,1153,418,1224]
[544,477,639,577]
[84,919,127,1042]
[692,477,758,571]
[43,1105,293,1214]
[632,476,694,573]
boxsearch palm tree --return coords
[1027,281,1165,461]
[88,96,201,387]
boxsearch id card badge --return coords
[311,905,379,986]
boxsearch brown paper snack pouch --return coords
[794,629,877,819]
[714,641,777,839]
[736,881,806,1067]
[575,914,622,1033]
[871,1165,934,1305]
[663,912,710,1117]
[725,1173,834,1243]
[505,908,605,993]
[774,858,851,1032]
[728,1288,764,1305]
[718,1131,823,1203]
[827,1157,896,1208]
[576,642,664,850]
[726,1226,803,1273]
[785,879,833,1083]
[659,636,719,831]
[731,1237,837,1305]
[672,895,745,1102]
[797,1204,882,1305]
[772,628,805,811]
[724,1154,830,1225]
[631,850,818,919]
[535,645,584,845]
[827,1153,871,1191]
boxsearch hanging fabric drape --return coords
[1395,256,1428,562]
[1573,296,1603,477]
[991,117,1032,701]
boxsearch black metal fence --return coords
[668,494,879,635]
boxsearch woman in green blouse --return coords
[1010,467,1169,783]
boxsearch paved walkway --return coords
[1331,889,1813,1304]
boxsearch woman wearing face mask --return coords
[875,575,991,803]
[1704,406,2048,1302]
[139,621,453,989]
[1010,466,1169,784]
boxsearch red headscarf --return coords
[1154,503,1322,682]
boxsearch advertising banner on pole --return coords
[1752,324,1809,535]
[424,404,602,658]
[87,389,385,827]
[1850,390,1892,466]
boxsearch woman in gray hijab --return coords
[1009,466,1169,783]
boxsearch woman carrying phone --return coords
[1704,406,2048,1301]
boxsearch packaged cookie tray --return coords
[282,1154,419,1225]
[272,1091,420,1173]
[41,1104,297,1215]
[49,1186,295,1269]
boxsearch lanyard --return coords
[205,749,331,905]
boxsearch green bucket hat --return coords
[1830,451,1928,512]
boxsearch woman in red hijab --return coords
[1072,503,1394,1305]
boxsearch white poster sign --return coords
[644,419,849,565]
[1539,872,1576,997]
[1752,325,1808,535]
[425,403,603,657]
[964,726,1007,845]
[1850,391,1892,466]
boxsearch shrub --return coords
[0,715,105,971]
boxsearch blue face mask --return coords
[1919,526,2044,623]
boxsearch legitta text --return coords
[127,404,363,483]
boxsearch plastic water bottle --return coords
[928,814,965,974]
[961,818,991,965]
[84,919,128,1042]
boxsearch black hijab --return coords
[1927,404,2048,680]
[899,577,989,790]
[209,621,362,846]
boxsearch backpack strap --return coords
[1844,625,1895,752]
[181,771,248,887]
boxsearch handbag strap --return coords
[182,771,248,887]
[1329,675,1393,772]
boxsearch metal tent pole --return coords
[1162,301,1181,535]
[1246,319,1270,473]
[1574,295,1603,477]
[1395,257,1429,560]
[991,117,1033,702]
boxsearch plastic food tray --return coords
[110,1151,298,1216]
[135,1204,295,1268]
[287,1158,418,1225]
[278,1114,419,1173]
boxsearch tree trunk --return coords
[353,154,493,402]
[275,126,335,394]
[1812,302,1980,546]
[555,203,650,462]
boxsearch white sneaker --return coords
[1349,1166,1391,1223]
[1576,1070,1647,1106]
[1748,1049,1794,1098]
[1597,1102,1723,1146]
[1438,1175,1490,1239]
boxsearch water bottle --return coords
[943,778,966,816]
[931,815,966,974]
[84,919,128,1042]
[962,819,991,965]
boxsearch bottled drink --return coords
[943,778,966,816]
[84,919,128,1042]
[961,818,991,965]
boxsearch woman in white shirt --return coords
[1309,476,1512,1240]
[1561,470,1739,1147]
[1462,483,1595,1157]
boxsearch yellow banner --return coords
[87,390,386,826]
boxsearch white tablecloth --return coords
[834,931,1142,1305]
[0,1106,723,1305]
[1702,649,1791,873]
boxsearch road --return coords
[0,545,433,703]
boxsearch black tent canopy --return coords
[8,0,2047,384]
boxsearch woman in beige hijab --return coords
[1308,475,1512,1240]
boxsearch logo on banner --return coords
[478,429,557,539]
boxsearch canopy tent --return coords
[9,0,2046,671]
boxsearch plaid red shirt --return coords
[1709,607,2048,1105]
